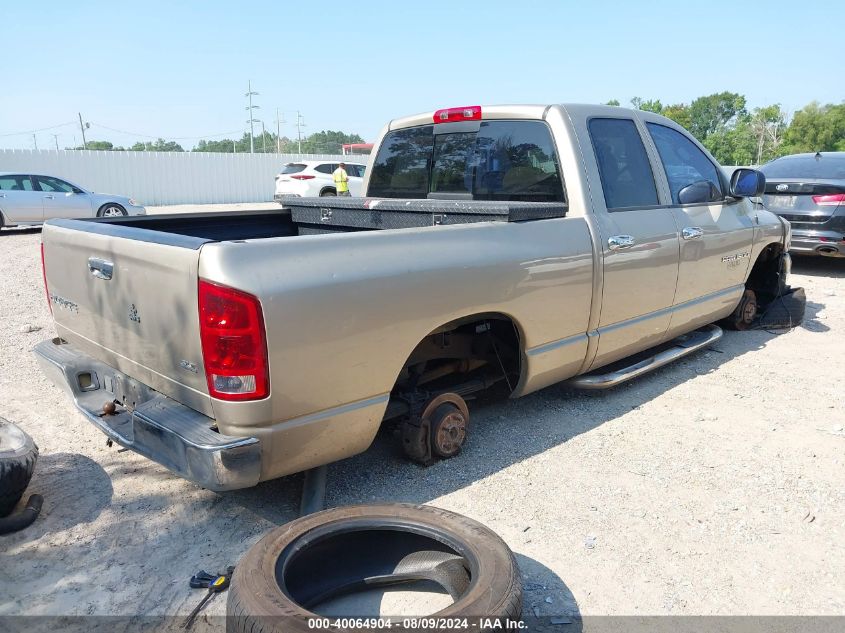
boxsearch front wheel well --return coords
[97,202,126,216]
[746,242,786,302]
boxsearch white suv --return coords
[274,160,367,199]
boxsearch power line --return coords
[0,121,76,137]
[89,122,244,141]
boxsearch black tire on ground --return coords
[755,286,806,330]
[721,288,757,331]
[0,417,39,517]
[319,189,337,197]
[97,204,128,217]
[227,504,522,633]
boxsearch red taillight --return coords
[41,242,52,314]
[198,280,268,401]
[812,193,845,206]
[290,174,316,180]
[433,105,482,124]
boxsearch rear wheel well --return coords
[393,314,522,398]
[319,187,337,196]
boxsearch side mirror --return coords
[678,180,720,205]
[730,168,765,198]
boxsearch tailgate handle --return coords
[88,257,114,280]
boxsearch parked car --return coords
[0,173,145,228]
[759,152,845,257]
[36,104,787,492]
[273,161,367,199]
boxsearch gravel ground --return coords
[0,224,843,626]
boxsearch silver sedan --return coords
[0,172,145,228]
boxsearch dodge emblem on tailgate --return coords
[128,304,141,323]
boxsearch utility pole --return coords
[296,111,306,153]
[32,134,38,150]
[78,112,88,150]
[245,80,260,154]
[52,134,60,151]
[233,140,236,153]
[261,121,267,153]
[276,108,286,153]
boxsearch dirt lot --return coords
[1,224,843,626]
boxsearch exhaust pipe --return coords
[816,246,844,258]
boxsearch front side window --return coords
[647,123,723,204]
[368,120,565,202]
[0,175,34,191]
[34,176,75,193]
[588,118,659,209]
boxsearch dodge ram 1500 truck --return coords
[35,104,790,491]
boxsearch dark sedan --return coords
[759,152,845,257]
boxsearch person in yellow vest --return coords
[333,162,351,196]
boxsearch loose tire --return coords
[97,204,127,217]
[227,504,522,633]
[0,417,39,517]
[722,288,757,331]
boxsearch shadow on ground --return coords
[0,227,42,237]
[227,324,788,523]
[791,254,845,279]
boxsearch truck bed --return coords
[48,197,568,247]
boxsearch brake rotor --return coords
[422,394,469,459]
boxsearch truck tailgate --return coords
[41,223,212,416]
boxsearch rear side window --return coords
[281,163,307,175]
[368,126,434,198]
[368,121,565,202]
[0,175,34,191]
[761,155,845,180]
[314,164,335,174]
[647,123,723,204]
[588,118,659,209]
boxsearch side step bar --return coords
[569,324,723,390]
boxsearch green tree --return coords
[68,140,124,151]
[605,99,620,106]
[687,92,747,141]
[630,97,663,113]
[661,104,692,130]
[130,138,184,152]
[781,102,845,154]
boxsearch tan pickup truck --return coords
[35,104,790,491]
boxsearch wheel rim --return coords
[102,206,124,217]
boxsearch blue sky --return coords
[2,0,842,150]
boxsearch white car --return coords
[274,161,367,199]
[0,172,146,228]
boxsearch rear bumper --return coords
[790,231,845,257]
[34,338,261,491]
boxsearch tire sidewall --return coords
[0,418,36,459]
[229,504,520,631]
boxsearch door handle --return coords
[682,226,703,240]
[43,195,55,200]
[0,193,5,198]
[607,235,635,250]
[88,257,114,280]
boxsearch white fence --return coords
[0,149,364,206]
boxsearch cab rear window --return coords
[368,121,565,202]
